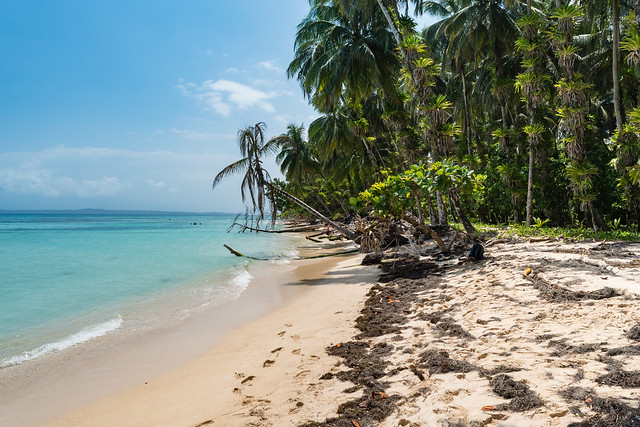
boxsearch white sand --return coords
[36,254,377,426]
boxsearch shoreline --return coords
[8,235,639,426]
[0,236,376,426]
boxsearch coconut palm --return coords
[213,122,358,239]
[270,124,319,190]
[288,0,400,112]
[213,122,279,224]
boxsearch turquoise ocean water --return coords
[0,212,297,368]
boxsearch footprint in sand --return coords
[292,348,302,355]
[289,401,304,414]
[241,375,256,385]
[263,359,275,368]
[271,347,283,354]
[295,370,311,378]
[285,323,292,327]
[290,334,300,341]
[278,331,286,337]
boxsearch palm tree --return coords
[213,122,278,225]
[213,122,358,239]
[514,10,547,226]
[288,1,399,112]
[270,124,319,190]
[612,0,624,134]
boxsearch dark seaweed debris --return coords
[596,370,640,388]
[607,345,640,356]
[378,258,438,282]
[433,318,474,340]
[326,341,387,389]
[361,253,383,265]
[625,323,640,341]
[548,339,601,356]
[418,349,479,375]
[527,275,621,302]
[561,387,640,426]
[489,374,543,412]
[355,277,444,339]
[302,341,397,427]
[355,284,409,339]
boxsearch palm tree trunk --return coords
[415,194,424,224]
[436,190,448,227]
[461,64,472,156]
[613,0,624,134]
[376,0,403,56]
[375,0,421,90]
[526,142,534,227]
[425,191,438,225]
[448,187,476,235]
[268,182,357,240]
[526,112,535,227]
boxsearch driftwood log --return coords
[223,244,358,260]
[230,222,322,233]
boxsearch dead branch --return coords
[230,222,321,233]
[403,214,449,254]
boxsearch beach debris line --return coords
[228,221,323,234]
[295,238,640,426]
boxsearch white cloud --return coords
[179,78,277,117]
[206,79,276,112]
[74,177,126,197]
[146,179,166,189]
[0,165,126,198]
[0,145,250,212]
[258,60,280,71]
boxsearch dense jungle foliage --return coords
[219,0,640,240]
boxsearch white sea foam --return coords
[0,315,123,368]
[231,268,253,290]
[270,247,298,265]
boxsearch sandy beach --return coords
[4,236,640,426]
[0,237,378,426]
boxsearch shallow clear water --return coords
[0,212,296,367]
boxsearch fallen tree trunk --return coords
[267,182,358,240]
[403,214,449,254]
[230,222,322,233]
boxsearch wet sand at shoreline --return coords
[0,234,372,426]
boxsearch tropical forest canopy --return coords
[229,0,640,236]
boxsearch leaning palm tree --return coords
[213,122,279,227]
[213,122,358,240]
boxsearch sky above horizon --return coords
[0,1,435,213]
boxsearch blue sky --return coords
[0,1,434,213]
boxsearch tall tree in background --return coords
[550,4,605,231]
[213,122,358,239]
